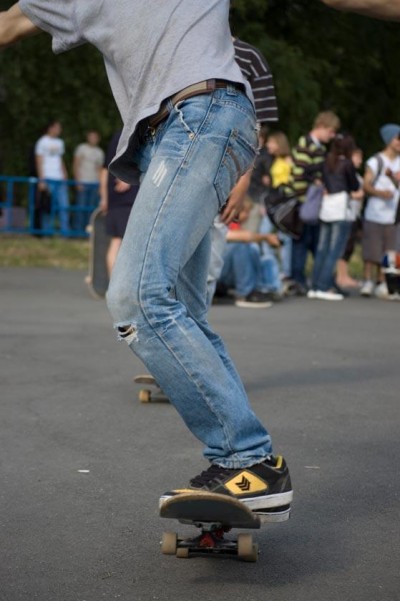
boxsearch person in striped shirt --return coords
[233,37,278,125]
[290,111,341,294]
[207,37,280,305]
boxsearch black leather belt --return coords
[148,79,244,128]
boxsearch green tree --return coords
[0,1,399,175]
[0,35,118,175]
[231,0,400,153]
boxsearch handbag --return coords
[299,184,323,224]
[265,186,303,240]
[319,191,349,222]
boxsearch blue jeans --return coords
[291,223,320,286]
[312,221,352,291]
[75,184,99,232]
[220,242,260,297]
[40,181,70,234]
[106,86,272,468]
[259,216,283,291]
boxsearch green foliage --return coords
[231,0,400,154]
[0,2,399,175]
[0,36,119,175]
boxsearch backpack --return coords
[361,153,384,219]
[265,186,304,240]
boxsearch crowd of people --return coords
[30,121,104,235]
[26,44,400,306]
[215,115,400,305]
[27,109,400,306]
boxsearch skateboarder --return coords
[0,2,292,516]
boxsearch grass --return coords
[0,232,364,278]
[0,234,89,270]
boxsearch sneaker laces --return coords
[190,456,279,489]
[190,464,236,488]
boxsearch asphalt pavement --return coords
[1,267,399,601]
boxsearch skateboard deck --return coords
[160,491,261,561]
[134,374,169,403]
[85,208,110,299]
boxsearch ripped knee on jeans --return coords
[117,323,138,345]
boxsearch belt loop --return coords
[226,83,237,96]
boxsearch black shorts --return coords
[105,205,133,238]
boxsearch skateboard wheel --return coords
[243,543,259,563]
[139,389,151,403]
[161,531,177,555]
[176,547,189,559]
[237,533,255,560]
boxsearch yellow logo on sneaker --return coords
[224,471,268,496]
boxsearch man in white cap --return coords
[361,124,400,298]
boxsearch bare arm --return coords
[99,168,108,212]
[321,0,400,21]
[363,167,393,200]
[0,4,41,48]
[35,154,48,191]
[226,229,281,247]
[72,155,82,183]
[220,170,252,225]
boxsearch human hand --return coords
[380,190,394,200]
[98,197,108,214]
[114,179,131,193]
[351,189,364,201]
[263,233,281,247]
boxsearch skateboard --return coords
[85,208,110,299]
[133,374,170,403]
[160,491,261,562]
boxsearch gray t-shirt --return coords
[74,143,104,183]
[19,0,250,183]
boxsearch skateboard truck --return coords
[134,374,169,403]
[160,492,261,562]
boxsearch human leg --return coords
[106,237,122,276]
[206,218,228,304]
[220,242,259,297]
[107,88,274,468]
[292,223,320,287]
[279,233,293,279]
[291,229,310,289]
[76,185,99,232]
[336,221,360,287]
[313,221,351,292]
[50,181,70,234]
[312,222,332,290]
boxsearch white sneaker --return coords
[360,280,375,297]
[307,290,317,299]
[314,290,344,301]
[374,281,389,299]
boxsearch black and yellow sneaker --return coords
[159,455,293,519]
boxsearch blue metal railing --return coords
[0,175,99,237]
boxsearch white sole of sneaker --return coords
[239,490,294,511]
[234,301,273,309]
[159,490,293,511]
[257,506,291,524]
